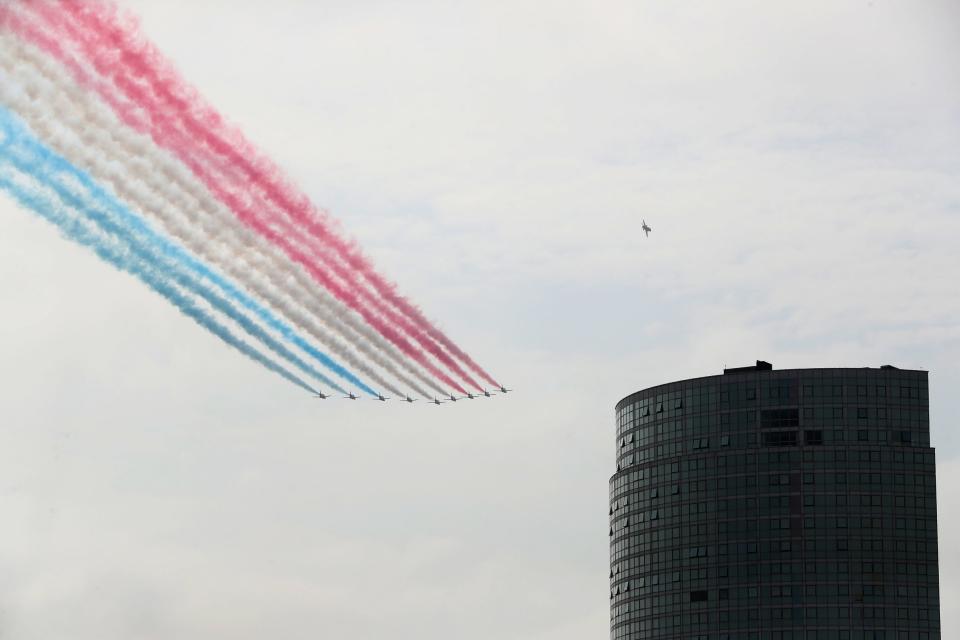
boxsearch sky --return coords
[0,0,958,638]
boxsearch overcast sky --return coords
[1,1,959,638]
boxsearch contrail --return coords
[33,0,490,391]
[0,106,360,396]
[0,32,444,398]
[4,4,472,394]
[0,134,319,397]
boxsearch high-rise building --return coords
[609,362,940,640]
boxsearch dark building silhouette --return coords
[610,362,940,640]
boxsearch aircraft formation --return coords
[0,0,656,405]
[0,2,511,406]
[315,385,512,403]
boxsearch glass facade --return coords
[609,366,940,640]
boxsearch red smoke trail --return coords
[59,0,499,390]
[57,0,488,391]
[7,4,470,394]
[21,2,481,393]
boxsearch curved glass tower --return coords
[609,363,940,640]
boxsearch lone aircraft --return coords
[642,219,652,237]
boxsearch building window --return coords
[804,430,823,445]
[690,590,708,602]
[857,407,869,419]
[762,409,799,428]
[770,473,789,486]
[763,431,798,447]
[857,430,869,442]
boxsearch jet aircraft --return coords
[465,392,476,400]
[376,394,390,402]
[642,219,652,237]
[403,396,417,403]
[482,389,493,397]
[431,397,444,405]
[344,392,359,400]
[447,394,459,402]
[498,385,512,394]
[314,391,329,399]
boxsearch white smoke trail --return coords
[0,130,332,396]
[0,32,445,398]
[0,159,320,396]
[0,59,397,397]
[18,0,477,391]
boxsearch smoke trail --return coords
[0,134,318,396]
[73,0,501,389]
[4,135,351,397]
[38,0,491,391]
[0,68,404,398]
[2,32,439,398]
[0,32,443,398]
[2,7,471,394]
[0,107,359,396]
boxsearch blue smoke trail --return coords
[0,166,318,395]
[0,114,339,396]
[0,136,345,396]
[0,106,376,396]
